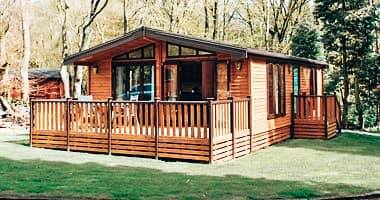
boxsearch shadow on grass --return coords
[279,133,380,157]
[8,139,29,146]
[0,157,371,200]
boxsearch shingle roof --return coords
[64,26,328,67]
[29,68,61,79]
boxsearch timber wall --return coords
[249,59,292,150]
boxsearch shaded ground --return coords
[0,129,379,199]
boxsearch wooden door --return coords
[201,61,215,99]
[216,62,228,100]
[164,64,179,101]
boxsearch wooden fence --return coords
[292,94,341,139]
[30,97,251,163]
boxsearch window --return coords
[310,69,318,95]
[113,44,154,60]
[128,49,142,59]
[168,44,180,57]
[293,65,300,95]
[166,43,214,57]
[267,63,286,118]
[181,47,197,56]
[113,64,154,101]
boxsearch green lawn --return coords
[0,133,379,199]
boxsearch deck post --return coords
[66,98,71,152]
[290,93,294,138]
[324,94,328,139]
[303,95,306,119]
[247,96,252,152]
[107,97,112,155]
[29,98,34,147]
[228,97,235,159]
[154,97,160,159]
[207,98,214,164]
[334,92,339,135]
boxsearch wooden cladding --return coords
[30,97,251,163]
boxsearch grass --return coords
[278,132,380,157]
[0,158,368,200]
[0,132,379,199]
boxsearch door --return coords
[179,62,202,101]
[164,64,179,101]
[216,62,228,100]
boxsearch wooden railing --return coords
[32,99,67,134]
[30,97,252,162]
[292,94,342,139]
[293,95,340,122]
[158,101,209,138]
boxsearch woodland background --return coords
[0,0,379,130]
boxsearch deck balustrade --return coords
[30,97,251,162]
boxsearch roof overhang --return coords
[63,26,328,68]
[63,27,247,65]
[247,49,328,68]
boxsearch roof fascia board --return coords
[63,29,144,65]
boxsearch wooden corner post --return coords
[66,98,71,152]
[29,98,34,147]
[247,96,252,152]
[228,96,235,159]
[107,97,112,155]
[290,93,295,138]
[207,98,214,164]
[154,97,160,160]
[324,94,328,139]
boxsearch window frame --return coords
[111,62,155,101]
[166,42,215,58]
[309,68,318,95]
[113,44,155,60]
[267,63,286,119]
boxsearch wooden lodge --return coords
[30,27,341,163]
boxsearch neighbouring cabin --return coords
[30,27,341,163]
[29,68,64,99]
[0,68,64,100]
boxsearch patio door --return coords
[113,63,154,101]
[163,62,203,101]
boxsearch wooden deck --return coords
[292,95,341,139]
[30,98,251,162]
[30,94,341,162]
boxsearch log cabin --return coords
[29,68,64,99]
[30,27,341,163]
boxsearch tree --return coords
[0,0,11,72]
[57,0,70,98]
[315,0,378,128]
[290,23,319,59]
[20,0,30,102]
[74,0,109,98]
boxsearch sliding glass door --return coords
[113,63,154,101]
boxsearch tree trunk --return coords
[341,1,349,129]
[58,0,70,98]
[354,74,363,129]
[74,66,83,98]
[204,0,209,37]
[212,0,218,40]
[74,0,108,98]
[123,0,128,33]
[21,0,30,102]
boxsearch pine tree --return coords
[290,23,320,59]
[315,0,378,128]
